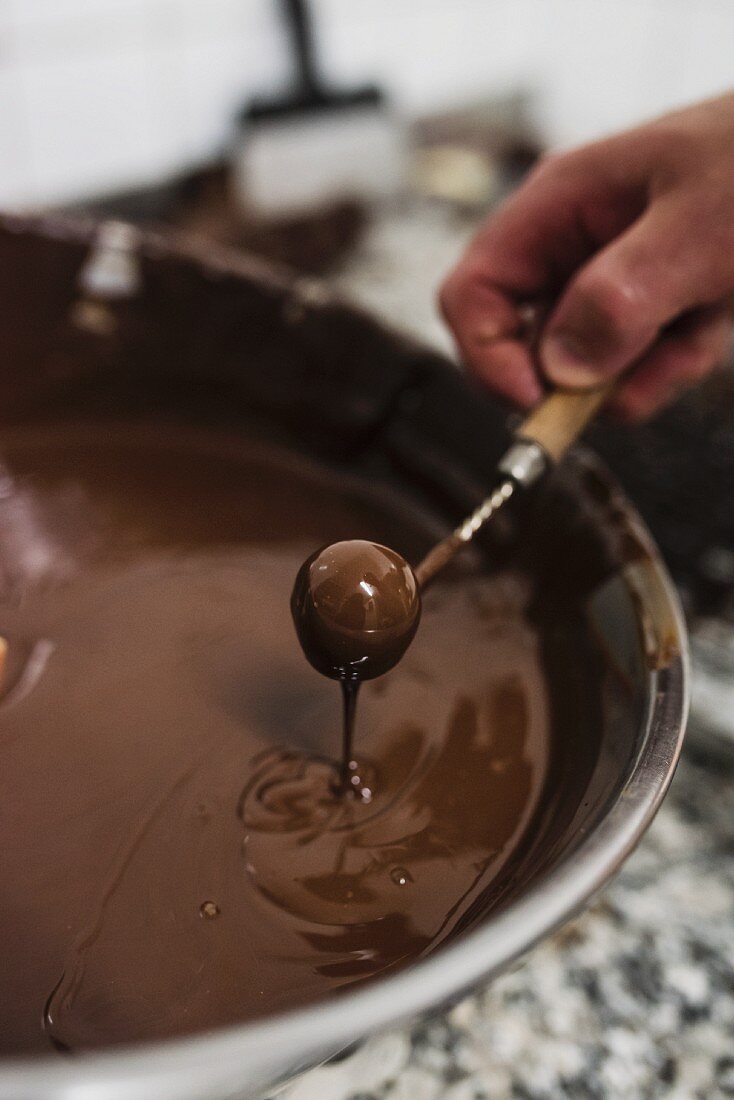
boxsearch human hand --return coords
[440,92,734,419]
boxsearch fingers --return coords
[457,336,544,408]
[438,273,523,350]
[439,268,543,406]
[609,306,734,420]
[444,157,594,297]
[441,136,734,416]
[540,193,727,388]
[440,157,595,406]
[438,274,543,406]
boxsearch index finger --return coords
[439,152,636,405]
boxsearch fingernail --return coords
[541,333,604,388]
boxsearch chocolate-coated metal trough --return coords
[0,216,687,1100]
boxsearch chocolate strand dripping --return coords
[339,676,360,789]
[291,383,614,782]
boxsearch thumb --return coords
[540,196,710,387]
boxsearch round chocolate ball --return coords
[291,540,421,680]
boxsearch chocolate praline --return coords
[291,539,421,681]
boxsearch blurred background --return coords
[1,0,734,208]
[2,0,734,345]
[3,0,733,353]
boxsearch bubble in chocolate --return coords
[390,867,413,887]
[291,540,421,680]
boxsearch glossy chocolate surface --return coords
[291,540,421,682]
[0,420,574,1054]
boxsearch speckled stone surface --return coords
[272,734,734,1100]
[268,205,734,1100]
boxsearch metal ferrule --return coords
[497,439,548,488]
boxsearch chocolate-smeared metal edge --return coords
[571,451,685,670]
[0,212,450,463]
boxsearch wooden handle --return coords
[516,381,615,463]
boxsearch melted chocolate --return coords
[0,419,587,1055]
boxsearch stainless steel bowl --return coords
[0,216,688,1100]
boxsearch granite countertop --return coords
[268,203,734,1100]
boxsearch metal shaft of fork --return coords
[413,478,516,590]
